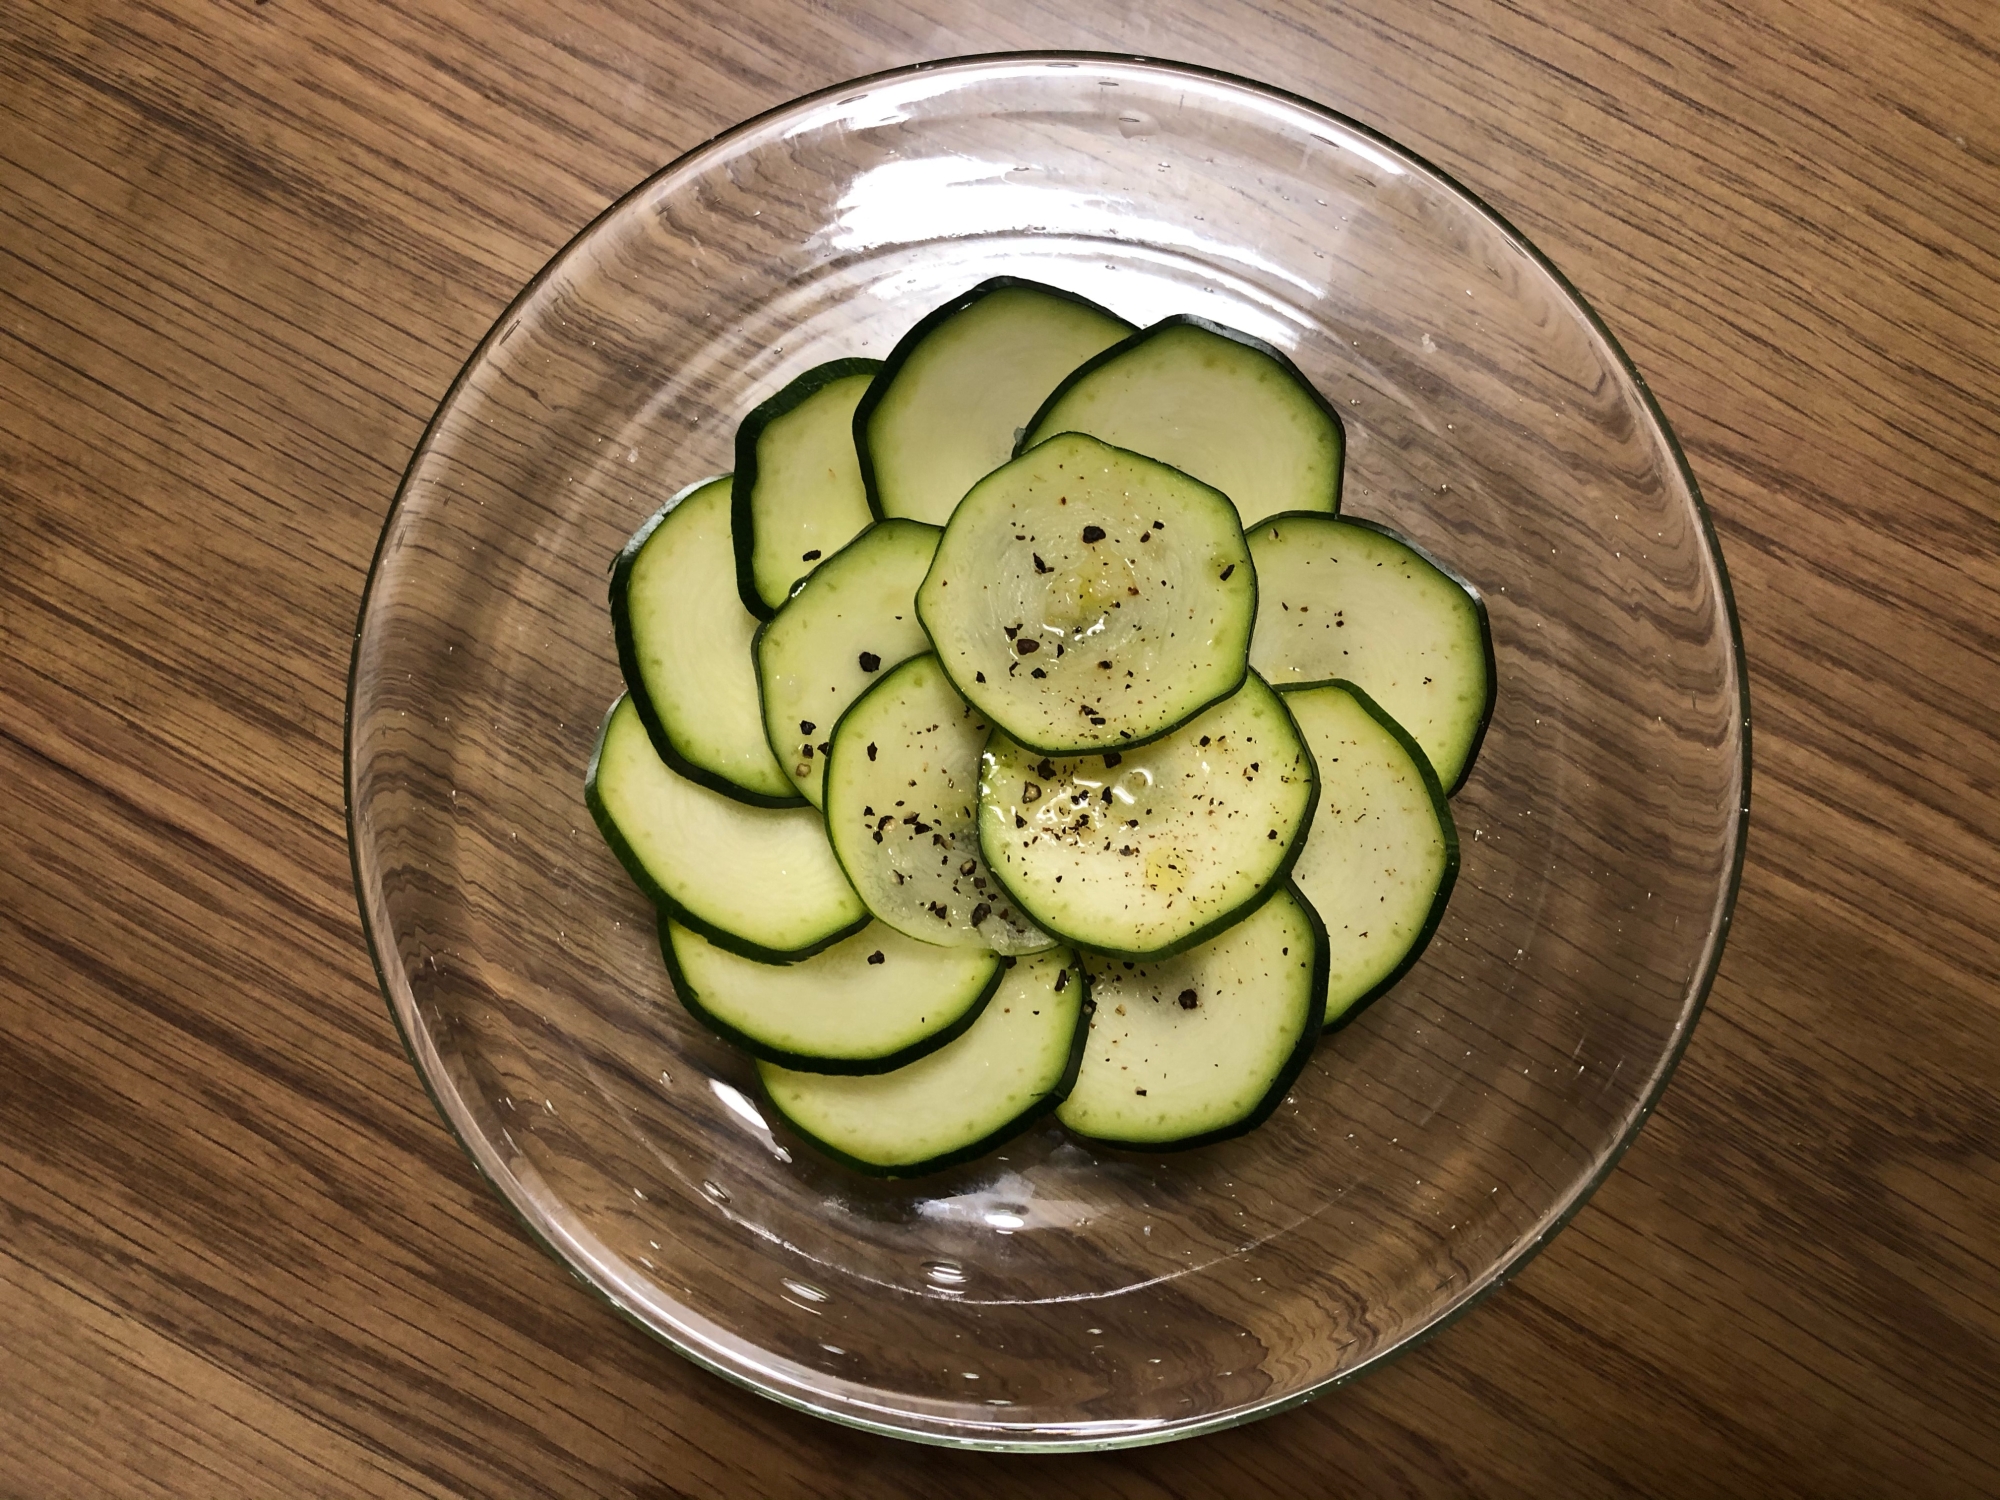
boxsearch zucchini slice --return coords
[661,917,1000,1074]
[732,358,881,617]
[610,476,799,806]
[916,432,1256,754]
[1057,885,1326,1149]
[1020,316,1344,527]
[978,671,1316,959]
[1248,513,1494,794]
[587,694,867,961]
[754,518,939,807]
[823,654,1052,955]
[855,278,1133,525]
[758,948,1089,1176]
[1279,681,1458,1027]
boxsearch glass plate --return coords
[347,53,1749,1450]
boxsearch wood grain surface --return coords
[3,0,1996,1494]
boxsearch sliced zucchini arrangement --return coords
[588,277,1493,1174]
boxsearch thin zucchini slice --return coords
[855,278,1132,525]
[1249,513,1494,794]
[916,432,1255,755]
[610,476,799,806]
[759,948,1089,1176]
[754,518,939,807]
[732,358,881,617]
[1020,316,1344,527]
[978,672,1316,959]
[1057,885,1326,1149]
[824,654,1051,955]
[587,694,867,961]
[661,917,1000,1074]
[1279,681,1458,1027]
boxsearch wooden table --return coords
[5,1,1996,1493]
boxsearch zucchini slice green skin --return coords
[1058,884,1328,1152]
[610,476,803,808]
[916,431,1257,756]
[977,672,1319,961]
[659,917,1002,1075]
[586,695,869,963]
[757,949,1093,1177]
[853,277,1134,526]
[1017,314,1347,527]
[1278,679,1460,1030]
[1249,511,1495,795]
[731,357,883,619]
[823,653,1053,954]
[752,518,940,807]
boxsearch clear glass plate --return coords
[347,54,1748,1450]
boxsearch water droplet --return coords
[923,1258,968,1287]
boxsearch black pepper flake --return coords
[1200,736,1211,747]
[975,671,987,683]
[1036,758,1056,779]
[1219,563,1235,581]
[1267,829,1279,839]
[1135,1088,1148,1096]
[867,950,886,965]
[1103,752,1122,768]
[1015,637,1039,654]
[800,720,815,734]
[1081,524,1106,543]
[970,901,992,926]
[1003,623,1022,639]
[1030,666,1047,678]
[817,741,831,755]
[802,548,822,561]
[866,742,878,760]
[1098,659,1113,669]
[1033,553,1052,574]
[858,651,882,672]
[1089,715,1105,726]
[1054,968,1069,992]
[1015,814,1027,828]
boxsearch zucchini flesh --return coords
[732,359,881,616]
[856,279,1132,525]
[1248,513,1493,793]
[586,694,867,961]
[754,518,939,807]
[978,672,1316,959]
[661,918,999,1074]
[916,432,1255,754]
[1279,681,1458,1026]
[758,948,1089,1176]
[1057,886,1325,1148]
[1021,316,1343,527]
[611,476,798,805]
[823,654,1051,954]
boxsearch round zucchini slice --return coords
[1058,885,1326,1149]
[661,917,1000,1074]
[1279,680,1459,1027]
[1248,513,1494,794]
[586,694,867,961]
[823,654,1052,955]
[759,948,1090,1176]
[978,671,1316,959]
[1019,315,1344,528]
[610,476,799,806]
[754,518,939,807]
[917,431,1256,755]
[855,278,1133,525]
[732,358,881,617]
